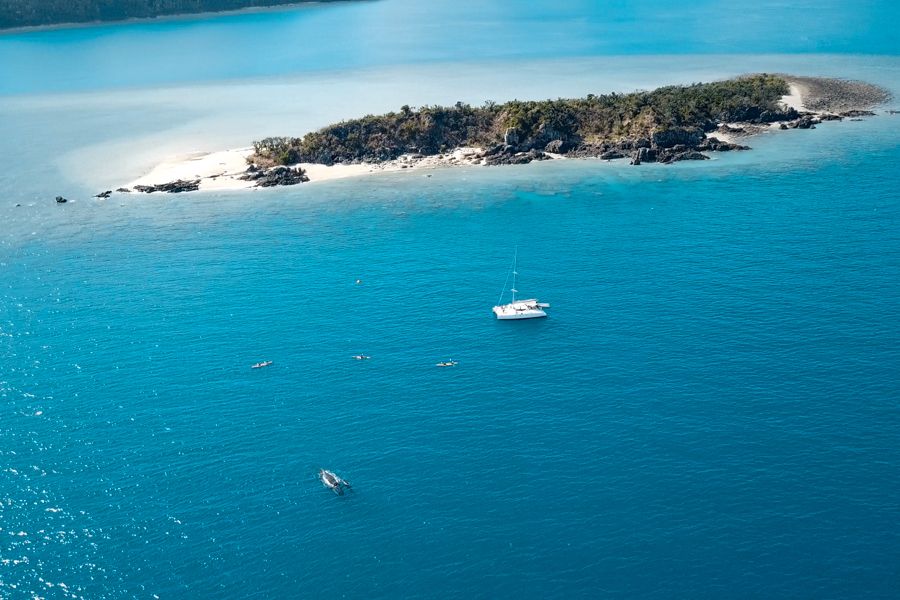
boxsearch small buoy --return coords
[355,279,362,285]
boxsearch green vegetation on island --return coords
[0,0,364,29]
[250,74,795,167]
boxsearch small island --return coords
[114,74,890,195]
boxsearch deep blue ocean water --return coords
[1,1,900,598]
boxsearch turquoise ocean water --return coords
[1,1,899,598]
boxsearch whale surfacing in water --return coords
[319,469,351,495]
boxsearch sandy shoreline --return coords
[779,83,807,112]
[123,146,492,193]
[115,76,888,195]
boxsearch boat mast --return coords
[511,245,518,304]
[496,246,519,306]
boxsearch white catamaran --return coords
[492,248,550,320]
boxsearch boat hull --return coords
[493,302,548,320]
[495,311,547,320]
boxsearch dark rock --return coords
[786,115,818,129]
[670,151,710,162]
[634,138,651,148]
[600,151,625,160]
[133,179,201,193]
[240,165,309,187]
[630,147,657,165]
[794,115,818,129]
[95,190,112,199]
[564,143,605,159]
[840,109,876,117]
[55,196,67,203]
[717,125,745,136]
[698,119,719,132]
[651,127,705,149]
[483,148,547,166]
[698,137,750,152]
[779,123,789,130]
[536,124,563,143]
[819,113,843,121]
[544,139,568,153]
[116,187,131,193]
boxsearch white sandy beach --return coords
[779,82,807,112]
[123,146,492,193]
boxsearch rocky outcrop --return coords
[503,128,520,146]
[544,139,571,153]
[550,133,749,166]
[239,165,309,187]
[483,148,549,166]
[133,179,201,193]
[786,115,820,129]
[95,190,112,198]
[839,109,876,118]
[55,195,68,203]
[697,137,750,152]
[651,127,705,149]
[630,147,657,165]
[665,151,710,163]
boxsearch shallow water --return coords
[2,0,897,95]
[1,1,899,598]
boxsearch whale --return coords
[319,469,351,495]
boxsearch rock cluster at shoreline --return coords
[133,179,200,193]
[238,165,309,187]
